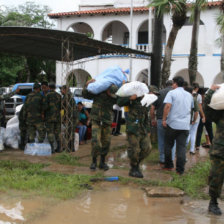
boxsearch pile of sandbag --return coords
[209,83,224,110]
[87,66,128,94]
[4,113,20,149]
[116,81,158,107]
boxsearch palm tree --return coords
[188,0,207,85]
[217,1,224,81]
[150,0,187,87]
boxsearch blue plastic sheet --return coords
[87,66,128,94]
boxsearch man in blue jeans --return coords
[162,76,194,174]
[151,80,173,166]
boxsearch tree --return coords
[188,0,207,85]
[151,8,163,88]
[150,0,187,87]
[0,2,55,86]
[217,1,224,82]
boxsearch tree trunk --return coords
[221,34,224,82]
[161,25,179,87]
[188,6,200,85]
[151,11,163,88]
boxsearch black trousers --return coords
[164,125,189,174]
[196,118,213,147]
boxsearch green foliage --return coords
[167,160,211,198]
[0,2,56,86]
[0,160,92,199]
[149,0,187,17]
[53,152,84,166]
[0,54,25,86]
[217,13,224,34]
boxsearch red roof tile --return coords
[48,1,222,18]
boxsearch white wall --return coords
[53,5,222,87]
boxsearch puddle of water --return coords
[1,188,224,224]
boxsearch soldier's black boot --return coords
[50,143,55,154]
[55,140,61,153]
[129,164,143,178]
[208,197,222,215]
[136,163,144,178]
[99,155,109,171]
[90,157,97,170]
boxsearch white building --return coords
[48,0,223,88]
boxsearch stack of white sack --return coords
[140,94,158,107]
[116,81,149,97]
[209,83,224,110]
[4,112,20,149]
[87,66,128,94]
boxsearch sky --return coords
[0,0,80,13]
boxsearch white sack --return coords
[74,133,79,151]
[4,116,20,149]
[209,83,224,110]
[0,127,5,151]
[141,94,158,107]
[116,81,149,97]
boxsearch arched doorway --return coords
[102,21,129,45]
[213,73,224,84]
[66,69,92,88]
[67,22,94,38]
[174,69,204,86]
[136,69,149,85]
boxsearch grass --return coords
[167,160,211,199]
[0,160,93,199]
[52,152,85,166]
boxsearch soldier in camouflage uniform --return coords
[82,79,118,171]
[23,83,46,143]
[204,84,224,216]
[117,91,152,178]
[45,83,61,153]
[61,85,78,152]
[18,105,27,150]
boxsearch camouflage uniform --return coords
[62,91,78,152]
[23,91,46,143]
[45,90,61,146]
[204,89,224,199]
[83,85,118,158]
[117,96,152,167]
[18,105,27,149]
[0,91,16,125]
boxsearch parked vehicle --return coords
[4,83,34,119]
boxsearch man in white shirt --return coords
[162,76,194,174]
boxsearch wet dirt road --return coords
[1,187,224,224]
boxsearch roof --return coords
[0,27,151,61]
[48,1,222,18]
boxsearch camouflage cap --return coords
[33,82,41,89]
[108,84,118,98]
[149,85,159,95]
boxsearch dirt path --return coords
[0,134,209,183]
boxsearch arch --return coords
[137,19,167,45]
[174,69,204,86]
[136,68,149,85]
[66,69,92,88]
[67,22,94,38]
[213,72,224,84]
[101,20,129,45]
